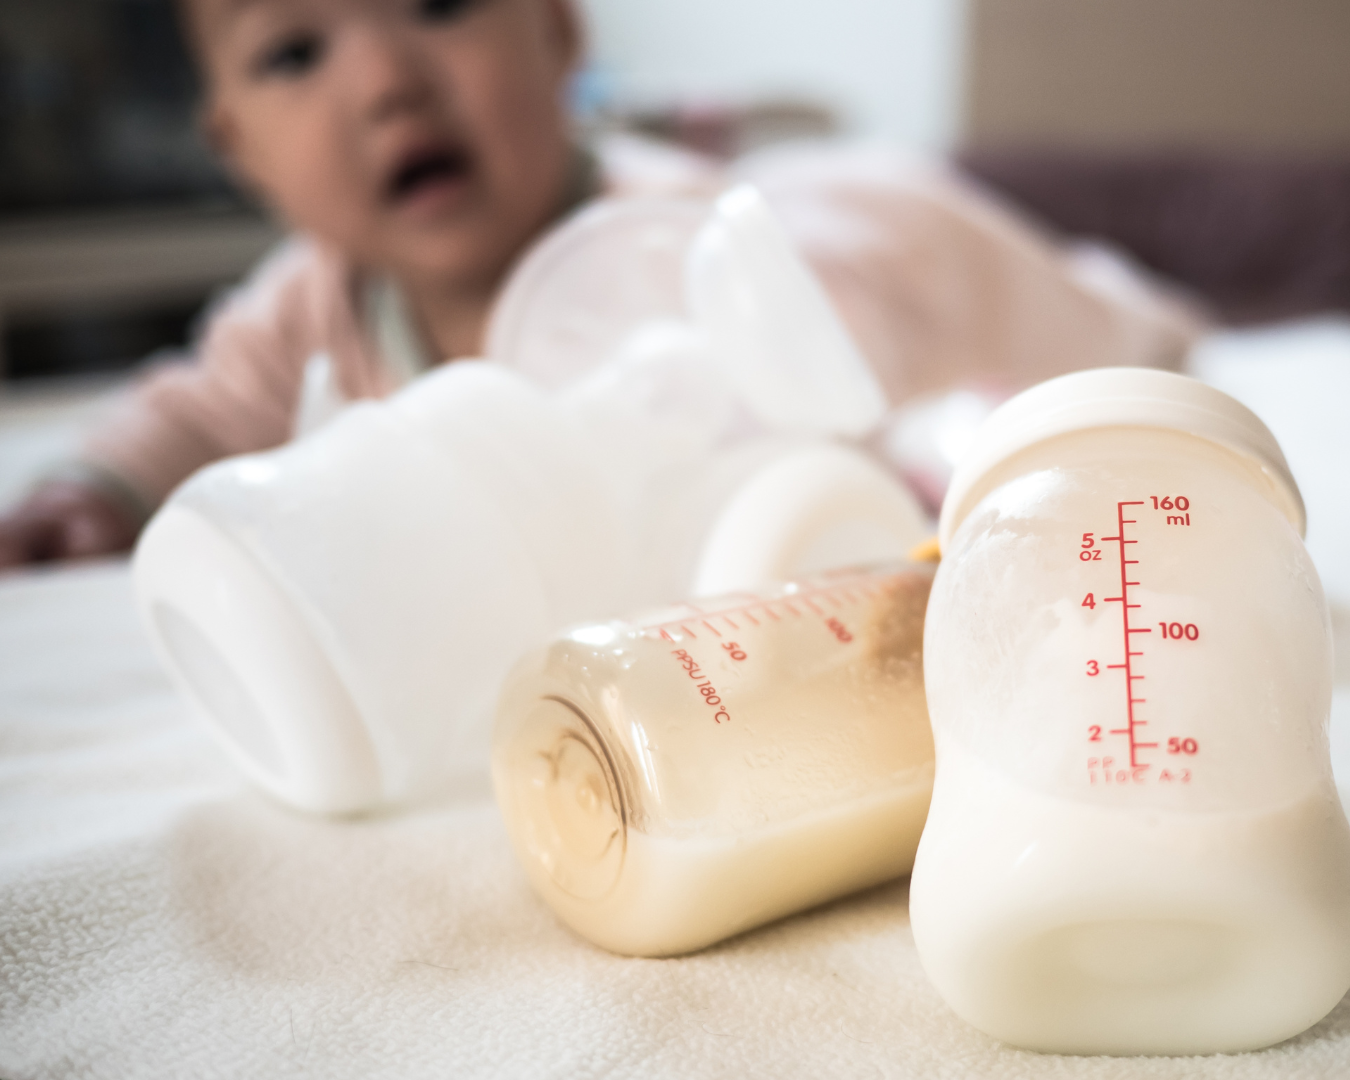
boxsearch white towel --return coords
[2,561,1349,1079]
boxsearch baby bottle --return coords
[133,187,929,815]
[911,367,1350,1055]
[492,561,935,957]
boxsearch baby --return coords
[0,0,1204,567]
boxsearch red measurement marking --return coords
[1112,500,1148,769]
[644,572,894,638]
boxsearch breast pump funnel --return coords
[912,368,1350,1055]
[135,187,928,815]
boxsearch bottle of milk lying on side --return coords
[492,562,935,957]
[912,367,1350,1055]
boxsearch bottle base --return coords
[910,749,1350,1055]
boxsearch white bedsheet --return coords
[3,323,1349,1079]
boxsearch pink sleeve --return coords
[735,145,1210,404]
[81,238,381,512]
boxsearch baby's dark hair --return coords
[168,0,210,76]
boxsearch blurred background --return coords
[1,0,1348,383]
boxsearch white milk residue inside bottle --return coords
[493,561,935,957]
[912,367,1350,1055]
[133,186,929,815]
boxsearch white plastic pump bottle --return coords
[912,367,1350,1055]
[133,187,929,815]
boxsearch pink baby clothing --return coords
[79,136,1205,519]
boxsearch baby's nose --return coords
[344,22,437,121]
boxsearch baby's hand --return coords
[0,480,140,568]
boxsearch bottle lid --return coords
[692,443,930,596]
[135,363,621,814]
[135,504,382,813]
[938,367,1306,549]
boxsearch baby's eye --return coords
[417,0,479,23]
[254,31,326,79]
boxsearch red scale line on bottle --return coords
[1099,501,1153,769]
[640,574,891,639]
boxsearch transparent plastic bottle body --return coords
[913,426,1350,1055]
[492,563,935,957]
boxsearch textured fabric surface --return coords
[3,325,1350,1078]
[2,567,1349,1080]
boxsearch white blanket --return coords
[3,323,1350,1078]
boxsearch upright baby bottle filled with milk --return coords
[911,368,1350,1055]
[132,187,928,815]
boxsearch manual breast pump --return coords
[133,186,928,815]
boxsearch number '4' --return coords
[1082,593,1096,609]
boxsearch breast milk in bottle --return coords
[911,368,1350,1055]
[493,562,935,957]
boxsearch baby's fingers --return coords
[0,511,60,568]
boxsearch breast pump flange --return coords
[133,186,929,815]
[911,367,1350,1056]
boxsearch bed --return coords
[2,319,1349,1078]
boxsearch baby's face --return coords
[192,0,580,290]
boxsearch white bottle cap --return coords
[938,367,1306,549]
[135,363,621,814]
[693,444,930,596]
[136,504,382,812]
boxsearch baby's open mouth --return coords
[387,146,473,203]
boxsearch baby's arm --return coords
[0,474,140,566]
[0,239,372,569]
